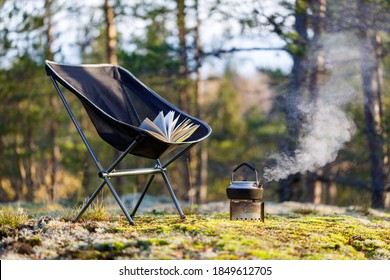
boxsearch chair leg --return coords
[73,180,106,223]
[131,174,155,218]
[104,177,135,226]
[161,171,186,219]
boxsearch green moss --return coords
[93,241,125,252]
[172,224,204,236]
[136,240,152,250]
[216,254,240,260]
[150,238,170,246]
[152,225,172,234]
[1,209,389,260]
[61,249,102,260]
[249,249,292,260]
[106,225,127,233]
[27,236,42,247]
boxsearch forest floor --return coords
[0,201,389,260]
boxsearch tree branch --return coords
[201,47,287,58]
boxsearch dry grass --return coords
[62,199,114,222]
[0,206,28,228]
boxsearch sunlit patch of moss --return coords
[249,249,293,260]
[141,225,172,235]
[220,238,239,253]
[149,238,170,246]
[211,213,229,220]
[159,225,173,234]
[1,206,389,260]
[191,240,206,250]
[240,237,261,247]
[105,225,127,234]
[294,216,327,225]
[172,224,203,236]
[216,254,239,260]
[327,233,348,245]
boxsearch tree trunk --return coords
[177,0,189,113]
[44,0,59,203]
[104,0,123,190]
[308,0,326,103]
[373,33,388,193]
[177,0,193,202]
[306,0,327,203]
[15,141,28,201]
[279,0,308,202]
[357,0,386,208]
[193,0,208,203]
[23,125,37,202]
[104,0,118,65]
[358,27,385,208]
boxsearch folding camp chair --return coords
[45,60,211,225]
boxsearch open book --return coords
[140,111,200,143]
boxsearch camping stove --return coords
[226,163,264,222]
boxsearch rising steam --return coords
[262,33,362,182]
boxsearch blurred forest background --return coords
[0,0,389,209]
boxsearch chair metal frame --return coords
[49,76,195,225]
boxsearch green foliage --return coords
[117,7,181,105]
[205,70,288,200]
[0,54,84,202]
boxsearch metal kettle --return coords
[226,163,263,200]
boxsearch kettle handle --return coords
[231,162,259,183]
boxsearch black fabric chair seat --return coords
[45,60,211,225]
[45,61,211,159]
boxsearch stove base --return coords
[230,200,264,222]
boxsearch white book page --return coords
[140,111,200,143]
[165,111,180,141]
[139,118,163,135]
[171,122,199,142]
[152,111,168,138]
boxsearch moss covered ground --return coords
[0,203,389,260]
